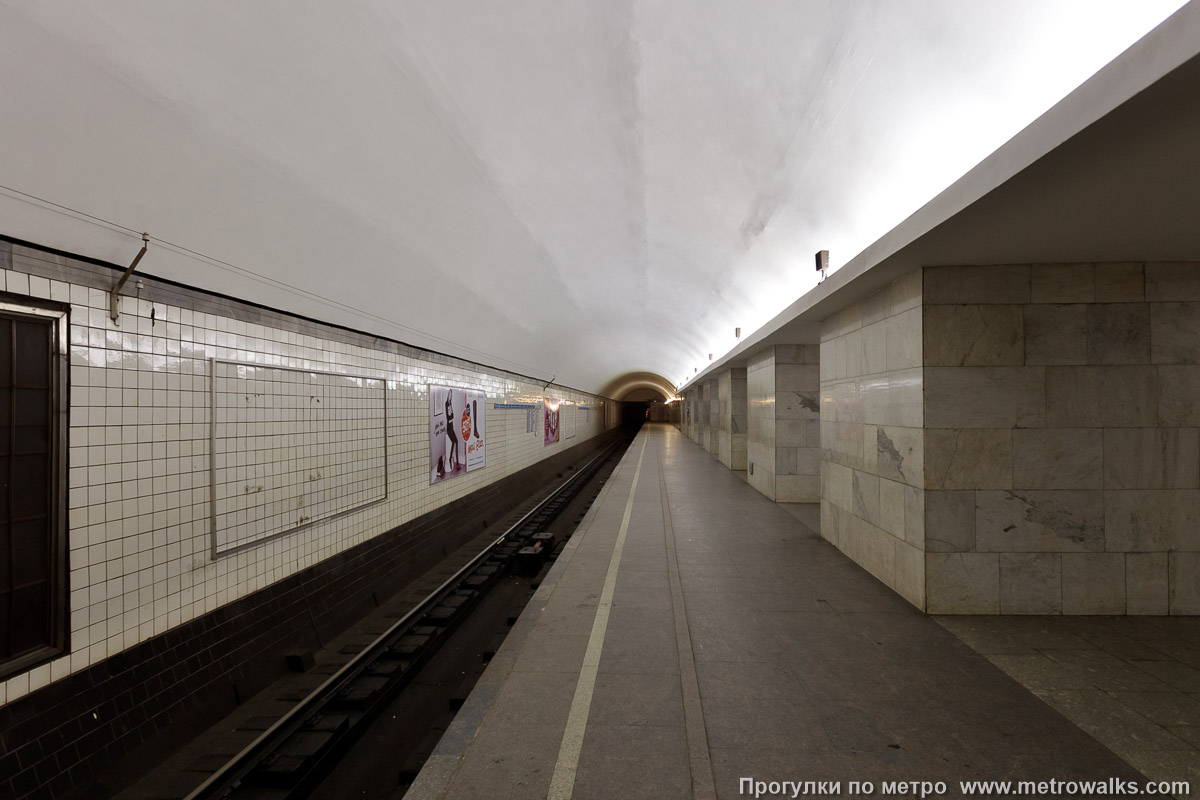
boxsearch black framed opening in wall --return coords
[0,295,69,681]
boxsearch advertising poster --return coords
[544,397,560,446]
[430,386,486,484]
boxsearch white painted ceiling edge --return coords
[680,0,1200,393]
[0,1,1189,395]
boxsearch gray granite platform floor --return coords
[937,614,1200,792]
[406,424,1157,800]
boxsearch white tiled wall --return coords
[0,261,610,708]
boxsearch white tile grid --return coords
[0,267,609,706]
[213,365,388,553]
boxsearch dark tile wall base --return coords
[0,429,619,800]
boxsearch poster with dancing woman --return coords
[430,386,486,484]
[544,397,560,446]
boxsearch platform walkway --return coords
[407,423,1144,800]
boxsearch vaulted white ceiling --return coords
[0,1,1187,394]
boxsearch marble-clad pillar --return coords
[718,368,748,470]
[747,345,821,502]
[706,377,720,456]
[819,270,925,608]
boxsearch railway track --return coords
[180,435,632,800]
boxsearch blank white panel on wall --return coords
[562,402,577,440]
[210,359,387,556]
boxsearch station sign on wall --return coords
[430,386,486,484]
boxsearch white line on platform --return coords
[546,433,649,800]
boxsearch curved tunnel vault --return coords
[599,371,678,402]
[600,371,679,425]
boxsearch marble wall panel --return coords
[1151,303,1200,364]
[777,475,820,503]
[976,490,1104,553]
[876,425,922,487]
[1105,490,1200,551]
[1012,428,1103,490]
[925,491,976,553]
[1158,366,1200,426]
[1024,304,1087,365]
[820,500,839,548]
[884,368,924,428]
[839,512,866,565]
[1031,264,1095,303]
[861,320,888,375]
[820,377,860,424]
[1103,428,1199,489]
[887,268,924,315]
[895,541,925,608]
[885,306,923,371]
[1046,366,1157,427]
[776,419,810,449]
[1170,553,1200,615]
[860,374,891,426]
[879,477,906,538]
[777,390,820,420]
[777,445,820,477]
[904,485,926,548]
[926,553,1000,614]
[1087,303,1150,364]
[924,304,1023,367]
[862,423,879,474]
[1062,553,1126,615]
[1000,553,1063,614]
[777,363,820,392]
[777,344,821,364]
[925,367,1045,429]
[852,471,881,528]
[925,429,1012,490]
[821,460,854,513]
[924,265,1029,305]
[836,329,863,381]
[1146,262,1200,302]
[862,287,890,328]
[861,521,898,586]
[1094,263,1145,302]
[1127,553,1169,615]
[822,420,864,471]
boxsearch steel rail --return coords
[184,441,621,800]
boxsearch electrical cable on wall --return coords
[0,181,552,379]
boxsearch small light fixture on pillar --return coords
[816,249,829,283]
[735,327,741,340]
[708,353,713,361]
